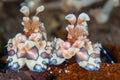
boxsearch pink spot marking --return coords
[76,52,88,61]
[41,52,49,59]
[92,53,100,58]
[63,53,71,59]
[17,48,26,57]
[70,51,76,56]
[27,47,39,60]
[61,42,70,50]
[17,35,26,43]
[62,50,72,59]
[73,40,84,48]
[29,33,38,41]
[57,50,63,56]
[8,50,15,56]
[13,63,18,68]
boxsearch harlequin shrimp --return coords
[64,13,102,70]
[7,5,50,72]
[7,5,114,72]
[48,13,101,70]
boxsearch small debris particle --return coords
[58,69,62,73]
[107,72,110,76]
[47,67,51,71]
[50,71,53,74]
[107,64,110,67]
[65,70,70,73]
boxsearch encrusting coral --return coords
[7,5,102,72]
